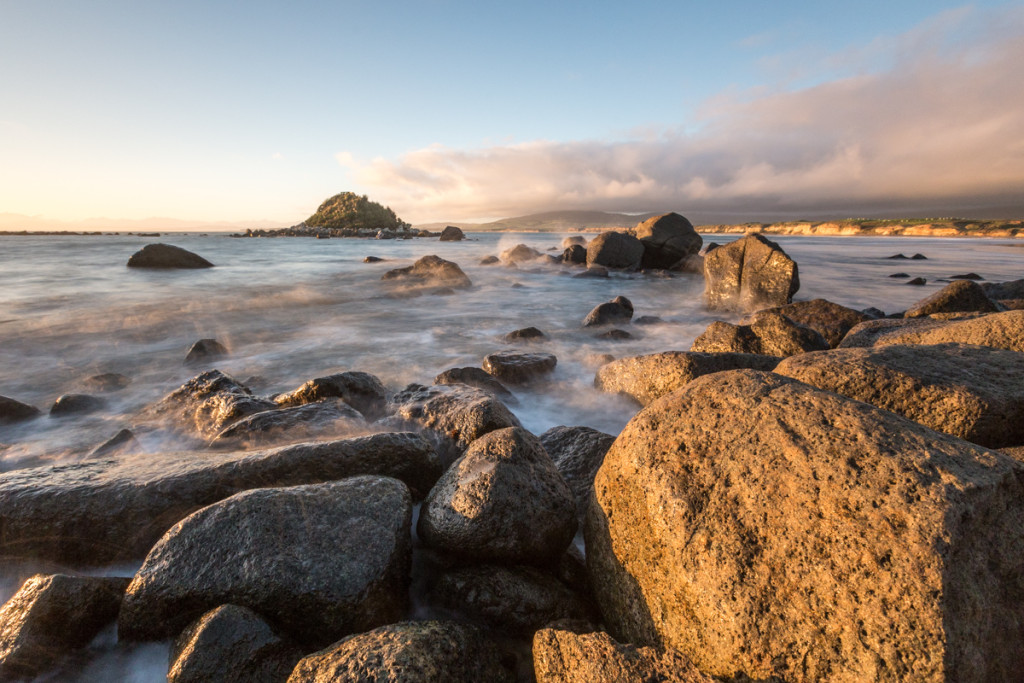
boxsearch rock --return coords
[587,369,1024,682]
[184,338,228,365]
[669,253,704,273]
[750,298,871,348]
[0,432,439,564]
[634,212,702,270]
[904,279,1001,318]
[419,427,576,563]
[861,307,886,319]
[886,253,909,259]
[911,253,928,259]
[483,351,557,384]
[839,310,1024,352]
[533,625,713,683]
[594,351,781,406]
[596,329,631,340]
[49,393,106,417]
[503,326,546,342]
[539,426,615,525]
[633,315,663,325]
[82,373,130,392]
[560,244,587,264]
[363,256,384,263]
[287,621,514,683]
[689,320,761,354]
[119,477,412,646]
[382,255,472,288]
[582,295,633,327]
[889,272,910,278]
[151,370,276,440]
[479,255,500,265]
[273,371,387,419]
[572,265,608,278]
[907,276,927,285]
[0,396,40,424]
[127,243,214,268]
[0,574,130,681]
[429,565,595,637]
[747,309,831,356]
[89,428,139,457]
[500,244,543,264]
[562,236,586,248]
[703,233,799,312]
[210,398,366,448]
[433,367,516,403]
[981,278,1024,300]
[168,604,301,683]
[439,225,465,241]
[585,232,644,270]
[950,273,983,280]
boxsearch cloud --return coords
[342,6,1024,223]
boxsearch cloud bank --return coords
[341,7,1024,224]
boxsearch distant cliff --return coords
[696,218,1024,239]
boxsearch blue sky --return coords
[1,1,1022,227]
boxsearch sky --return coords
[1,0,1022,229]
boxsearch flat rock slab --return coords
[840,310,1024,351]
[210,398,366,449]
[127,243,214,268]
[0,431,438,565]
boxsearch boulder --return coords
[904,279,1001,318]
[381,255,472,288]
[981,278,1024,300]
[634,212,702,270]
[168,604,302,683]
[690,312,828,358]
[586,232,644,270]
[483,351,557,384]
[363,256,384,263]
[562,236,586,248]
[703,233,799,312]
[689,321,761,354]
[573,266,609,278]
[274,371,388,419]
[594,351,781,406]
[561,244,587,264]
[907,276,927,285]
[287,621,514,683]
[82,373,130,392]
[749,298,871,348]
[950,273,983,280]
[418,427,577,564]
[210,398,366,448]
[582,296,633,327]
[89,428,139,457]
[0,396,40,424]
[539,426,615,525]
[439,225,465,242]
[127,243,214,268]
[479,255,500,265]
[49,393,106,417]
[184,338,228,365]
[503,326,546,342]
[119,477,412,646]
[433,367,516,403]
[500,244,544,264]
[839,310,1024,352]
[587,369,1024,682]
[0,432,439,564]
[151,370,276,440]
[0,574,130,681]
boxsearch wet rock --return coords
[562,236,586,248]
[750,298,871,348]
[634,212,702,270]
[419,427,577,564]
[483,351,557,384]
[500,244,543,264]
[382,255,472,288]
[904,279,1001,318]
[950,273,983,280]
[595,328,631,340]
[839,310,1024,352]
[0,432,438,564]
[539,426,615,525]
[363,256,384,263]
[503,326,546,342]
[886,253,909,259]
[82,373,130,392]
[210,398,366,448]
[127,243,214,268]
[184,338,228,365]
[273,371,387,419]
[119,476,412,646]
[582,295,633,327]
[907,276,927,285]
[572,265,609,278]
[703,233,799,312]
[433,367,516,403]
[49,393,106,417]
[0,396,40,424]
[439,225,465,241]
[911,253,928,259]
[168,604,301,683]
[287,620,514,683]
[152,370,276,440]
[594,351,781,406]
[587,369,1024,682]
[0,574,130,681]
[633,315,663,325]
[89,428,139,457]
[889,272,910,278]
[586,232,644,270]
[560,245,587,264]
[480,255,500,265]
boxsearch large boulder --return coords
[119,477,412,646]
[749,298,870,348]
[634,212,702,270]
[381,255,471,288]
[210,399,366,448]
[581,296,633,327]
[594,351,781,406]
[482,351,557,384]
[0,432,438,564]
[703,233,799,312]
[539,426,615,525]
[287,621,514,683]
[274,371,388,419]
[151,370,276,440]
[587,369,1024,681]
[439,225,466,241]
[904,279,1001,318]
[586,232,644,270]
[775,343,1024,448]
[690,311,828,358]
[418,427,577,564]
[0,574,130,681]
[839,309,1024,352]
[127,243,214,268]
[561,244,587,264]
[0,396,41,424]
[500,244,544,264]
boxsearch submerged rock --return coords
[582,296,633,327]
[184,338,229,365]
[503,326,546,342]
[482,351,557,384]
[82,373,131,392]
[127,243,214,268]
[49,393,106,417]
[89,428,139,457]
[500,244,543,264]
[703,233,799,312]
[433,367,516,403]
[381,255,471,288]
[0,396,40,424]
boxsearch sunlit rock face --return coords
[703,233,799,312]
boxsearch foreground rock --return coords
[274,371,387,419]
[690,311,828,358]
[0,396,40,423]
[127,243,214,268]
[634,212,702,269]
[381,255,472,288]
[904,279,1001,318]
[0,432,438,564]
[539,426,615,524]
[438,225,466,241]
[587,369,1024,681]
[119,477,411,646]
[750,298,870,348]
[287,621,513,683]
[703,233,799,312]
[594,351,781,406]
[210,398,366,448]
[419,427,577,564]
[151,370,275,440]
[433,367,516,403]
[581,296,633,327]
[0,574,130,681]
[586,231,644,270]
[184,338,228,365]
[839,309,1024,352]
[483,351,557,384]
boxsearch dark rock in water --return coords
[596,328,632,340]
[587,369,1024,681]
[274,371,387,419]
[889,272,910,278]
[184,338,228,365]
[950,273,983,280]
[586,232,644,270]
[907,277,927,285]
[539,426,615,526]
[633,315,663,325]
[126,243,214,268]
[862,307,886,319]
[0,574,130,681]
[89,428,139,457]
[562,236,587,248]
[634,212,702,270]
[418,427,577,565]
[500,244,543,265]
[0,396,40,424]
[561,244,587,264]
[0,432,438,565]
[749,298,870,348]
[119,477,412,647]
[981,278,1024,300]
[886,253,910,259]
[82,373,130,392]
[433,367,516,403]
[479,255,500,265]
[483,351,557,384]
[911,253,928,260]
[151,370,275,440]
[287,621,514,683]
[168,605,302,683]
[363,256,384,263]
[49,393,106,417]
[382,255,472,288]
[582,295,633,327]
[503,326,546,342]
[210,398,366,449]
[703,233,799,312]
[439,225,466,242]
[904,279,1000,318]
[573,266,609,278]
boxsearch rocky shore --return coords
[3,215,1024,681]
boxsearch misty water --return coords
[1,231,1022,679]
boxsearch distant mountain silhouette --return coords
[415,210,662,233]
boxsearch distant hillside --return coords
[415,210,661,233]
[697,218,1024,239]
[304,192,408,231]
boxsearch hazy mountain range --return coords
[413,210,662,232]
